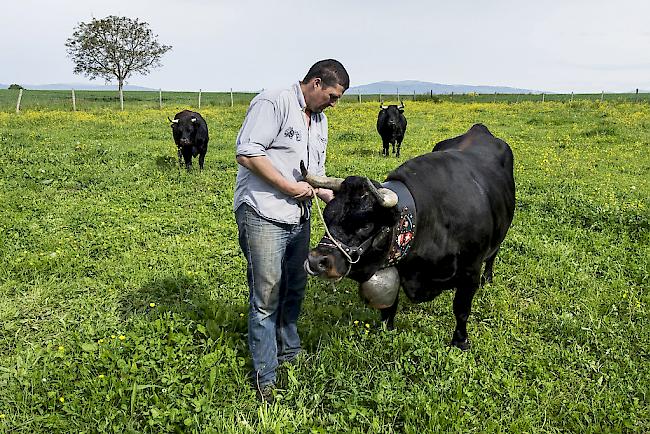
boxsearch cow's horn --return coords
[300,160,344,191]
[380,101,388,109]
[191,117,197,123]
[366,178,398,208]
[398,101,404,109]
[168,117,179,123]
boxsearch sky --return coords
[2,0,649,94]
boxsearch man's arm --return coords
[236,155,314,200]
[316,188,334,203]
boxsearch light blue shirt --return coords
[234,82,328,224]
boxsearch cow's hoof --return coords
[451,338,471,351]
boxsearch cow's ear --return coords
[398,109,404,113]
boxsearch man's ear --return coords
[313,77,321,88]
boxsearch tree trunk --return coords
[119,80,124,111]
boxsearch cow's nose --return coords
[307,252,330,275]
[180,138,190,145]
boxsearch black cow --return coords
[303,124,515,349]
[377,102,407,157]
[169,110,209,170]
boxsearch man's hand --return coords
[316,188,334,203]
[288,181,315,201]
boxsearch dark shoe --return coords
[256,384,275,404]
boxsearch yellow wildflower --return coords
[364,323,370,329]
[149,302,156,308]
[239,313,245,317]
[59,397,65,403]
[354,320,359,325]
[98,374,105,379]
[118,335,126,341]
[58,346,64,351]
[111,335,116,339]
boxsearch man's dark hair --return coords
[303,59,350,90]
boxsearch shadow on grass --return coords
[155,154,177,169]
[118,274,248,339]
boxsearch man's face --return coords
[305,78,345,113]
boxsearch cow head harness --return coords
[311,178,417,279]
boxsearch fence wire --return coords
[1,89,649,112]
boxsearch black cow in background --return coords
[377,102,407,157]
[169,110,209,170]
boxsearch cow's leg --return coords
[181,148,192,171]
[396,140,401,158]
[481,248,500,286]
[379,294,399,330]
[177,147,183,169]
[451,276,479,350]
[382,140,389,157]
[391,140,396,155]
[198,150,206,171]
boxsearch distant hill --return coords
[348,80,542,95]
[0,83,156,91]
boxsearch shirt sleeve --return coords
[236,99,281,157]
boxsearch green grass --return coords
[0,100,648,432]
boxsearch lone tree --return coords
[65,16,171,109]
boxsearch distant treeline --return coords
[1,89,649,112]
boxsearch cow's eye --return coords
[358,222,374,235]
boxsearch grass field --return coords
[0,98,648,432]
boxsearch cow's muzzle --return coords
[304,249,348,281]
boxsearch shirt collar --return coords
[293,82,307,112]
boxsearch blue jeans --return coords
[235,203,310,389]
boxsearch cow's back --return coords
[385,124,515,284]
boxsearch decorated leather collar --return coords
[381,180,417,267]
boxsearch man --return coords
[233,59,349,402]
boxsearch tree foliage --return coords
[8,84,24,90]
[65,16,171,91]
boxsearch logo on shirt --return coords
[284,127,302,142]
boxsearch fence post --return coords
[542,93,545,103]
[600,91,604,102]
[636,88,639,102]
[198,89,202,109]
[516,94,520,103]
[72,89,76,111]
[430,89,433,99]
[413,90,416,101]
[358,92,361,103]
[379,93,382,103]
[119,88,124,111]
[230,88,234,107]
[571,92,574,102]
[159,89,162,110]
[15,89,23,113]
[397,88,400,102]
